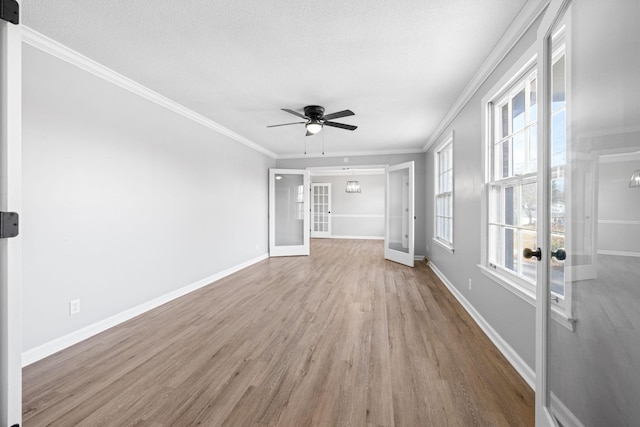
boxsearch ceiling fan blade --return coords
[267,121,306,128]
[282,108,309,120]
[323,109,355,121]
[324,121,357,131]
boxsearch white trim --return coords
[599,151,640,163]
[310,169,385,176]
[551,392,585,427]
[423,0,551,151]
[277,148,424,160]
[326,235,384,240]
[598,250,640,258]
[21,26,277,159]
[598,219,640,225]
[331,214,384,218]
[1,12,23,426]
[429,263,536,389]
[22,253,269,366]
[432,237,454,254]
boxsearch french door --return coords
[536,1,640,425]
[268,169,310,257]
[1,6,23,426]
[311,183,331,238]
[384,161,414,267]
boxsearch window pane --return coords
[528,125,537,173]
[551,234,565,297]
[496,140,510,179]
[552,55,566,112]
[551,177,565,234]
[489,185,500,223]
[552,110,566,167]
[488,224,501,266]
[521,230,537,282]
[512,88,526,132]
[529,78,537,123]
[513,132,526,175]
[504,227,516,272]
[501,103,509,138]
[504,186,516,226]
[521,182,537,230]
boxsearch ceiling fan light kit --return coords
[267,105,357,136]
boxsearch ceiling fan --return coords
[267,105,357,136]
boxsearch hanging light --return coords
[629,170,640,188]
[306,118,323,135]
[345,180,361,193]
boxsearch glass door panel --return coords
[269,169,310,257]
[537,1,640,425]
[385,161,414,267]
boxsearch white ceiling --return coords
[22,0,528,158]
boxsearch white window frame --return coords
[433,131,454,252]
[480,39,574,330]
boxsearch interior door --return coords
[311,183,331,238]
[269,169,310,257]
[536,1,640,426]
[1,6,23,426]
[385,161,414,267]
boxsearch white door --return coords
[535,1,640,426]
[269,169,310,256]
[1,6,23,426]
[385,161,414,267]
[311,183,331,238]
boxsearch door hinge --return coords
[0,0,19,24]
[0,212,19,238]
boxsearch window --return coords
[481,28,571,324]
[434,133,454,250]
[487,66,539,293]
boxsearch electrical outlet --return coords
[256,243,259,250]
[70,299,80,315]
[468,279,472,290]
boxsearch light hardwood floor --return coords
[23,239,534,426]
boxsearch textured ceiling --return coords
[22,0,528,158]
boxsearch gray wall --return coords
[278,152,426,256]
[22,44,274,353]
[311,173,384,238]
[424,20,541,370]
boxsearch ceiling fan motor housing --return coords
[304,105,325,120]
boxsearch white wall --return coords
[311,173,384,238]
[21,44,274,356]
[425,19,540,371]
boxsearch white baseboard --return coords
[598,249,640,258]
[329,235,384,240]
[22,253,269,366]
[429,262,536,389]
[551,392,585,427]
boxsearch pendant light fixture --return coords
[345,169,361,193]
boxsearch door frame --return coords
[268,168,310,257]
[1,6,23,425]
[535,0,572,425]
[384,161,415,267]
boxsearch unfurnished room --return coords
[1,0,639,426]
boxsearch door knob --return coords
[523,247,542,260]
[552,248,566,261]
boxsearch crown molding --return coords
[276,147,425,160]
[21,26,277,159]
[423,0,551,152]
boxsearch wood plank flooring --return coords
[23,239,534,426]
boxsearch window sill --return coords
[478,264,575,332]
[432,238,454,254]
